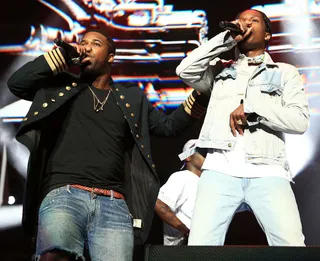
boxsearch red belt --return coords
[70,184,125,199]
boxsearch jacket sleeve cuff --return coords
[246,113,266,126]
[183,90,209,119]
[43,48,68,76]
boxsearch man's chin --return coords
[238,41,258,53]
[81,64,94,75]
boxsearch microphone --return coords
[54,38,81,65]
[219,21,242,34]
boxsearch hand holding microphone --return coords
[54,39,86,65]
[219,19,252,43]
[219,21,242,34]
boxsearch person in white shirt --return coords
[176,9,309,246]
[155,139,204,245]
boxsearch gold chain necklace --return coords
[88,86,112,112]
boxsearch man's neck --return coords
[92,74,112,90]
[82,73,112,90]
[243,49,265,58]
[186,165,201,177]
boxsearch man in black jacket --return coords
[7,29,207,261]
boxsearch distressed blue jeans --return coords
[34,185,133,261]
[188,170,305,246]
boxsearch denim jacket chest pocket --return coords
[212,67,237,100]
[251,68,283,96]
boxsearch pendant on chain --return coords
[88,86,111,113]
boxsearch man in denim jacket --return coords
[176,9,309,246]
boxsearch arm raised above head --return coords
[176,31,237,93]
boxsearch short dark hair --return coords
[236,9,272,46]
[83,28,116,55]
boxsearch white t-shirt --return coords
[157,170,199,245]
[202,136,291,181]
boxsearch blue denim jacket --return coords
[176,31,310,170]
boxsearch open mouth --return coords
[81,56,91,64]
[80,56,92,68]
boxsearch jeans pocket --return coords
[112,199,133,220]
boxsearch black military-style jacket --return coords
[7,48,207,245]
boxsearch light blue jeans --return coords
[188,170,305,246]
[34,185,134,261]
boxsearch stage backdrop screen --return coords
[1,0,320,246]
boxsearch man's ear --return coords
[264,32,271,42]
[185,157,191,162]
[108,53,115,63]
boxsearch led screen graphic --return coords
[1,0,320,238]
[0,0,208,122]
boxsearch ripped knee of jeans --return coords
[33,248,85,261]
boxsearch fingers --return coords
[234,116,244,136]
[240,114,247,126]
[236,19,247,34]
[236,121,244,136]
[230,115,243,137]
[231,19,252,43]
[236,19,253,35]
[242,26,253,40]
[229,114,237,137]
[70,43,86,57]
[230,105,247,137]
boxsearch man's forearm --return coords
[155,199,189,234]
[7,48,69,101]
[176,31,237,92]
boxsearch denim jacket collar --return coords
[237,52,279,79]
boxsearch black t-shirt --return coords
[43,85,132,195]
